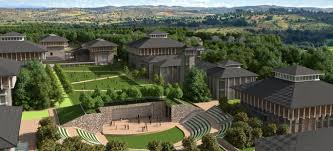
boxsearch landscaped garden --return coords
[105,127,184,149]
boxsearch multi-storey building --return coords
[0,32,47,61]
[39,34,69,61]
[73,39,118,65]
[127,30,201,83]
[0,58,22,106]
[233,65,333,133]
[205,60,257,100]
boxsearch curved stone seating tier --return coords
[76,128,102,145]
[58,126,70,139]
[206,106,233,138]
[184,114,211,140]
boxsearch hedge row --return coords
[54,64,73,94]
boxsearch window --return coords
[0,95,6,105]
[50,52,53,56]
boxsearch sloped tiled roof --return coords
[0,58,22,76]
[40,34,68,42]
[0,106,22,149]
[83,39,118,48]
[274,65,322,76]
[149,30,168,35]
[144,55,182,67]
[217,60,242,68]
[128,37,185,49]
[207,66,258,78]
[255,127,333,151]
[0,41,47,53]
[1,32,25,37]
[233,78,333,108]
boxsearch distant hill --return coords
[0,5,332,24]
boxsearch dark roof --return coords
[274,65,322,76]
[128,37,185,49]
[0,41,47,53]
[233,77,333,108]
[40,34,68,42]
[0,58,22,76]
[1,32,25,37]
[255,127,333,151]
[72,48,89,55]
[207,66,258,78]
[144,55,182,67]
[0,106,22,149]
[196,61,217,71]
[149,30,168,35]
[217,60,242,68]
[83,39,118,48]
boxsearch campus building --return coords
[202,60,257,100]
[0,58,22,106]
[233,65,333,133]
[0,32,47,61]
[127,30,202,83]
[73,39,118,65]
[0,106,22,151]
[255,127,333,151]
[39,34,69,61]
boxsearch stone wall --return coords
[171,103,200,122]
[99,101,167,121]
[63,113,106,133]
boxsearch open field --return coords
[105,127,184,149]
[65,71,120,83]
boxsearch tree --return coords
[183,67,211,102]
[147,141,162,151]
[277,124,289,135]
[225,127,247,149]
[182,137,199,151]
[126,87,142,98]
[154,74,165,86]
[117,91,128,101]
[252,128,263,140]
[263,123,278,137]
[80,93,95,110]
[91,87,102,98]
[200,133,221,151]
[167,84,183,100]
[36,118,60,149]
[249,117,263,128]
[234,112,249,123]
[161,142,174,151]
[140,67,147,78]
[123,66,129,75]
[106,140,127,151]
[45,64,63,104]
[94,96,104,108]
[132,69,140,79]
[54,64,73,94]
[106,88,118,102]
[38,139,57,151]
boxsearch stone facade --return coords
[170,103,200,122]
[62,113,106,133]
[99,101,167,121]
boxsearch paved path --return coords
[71,74,125,84]
[20,119,40,151]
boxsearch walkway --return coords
[71,74,125,84]
[194,100,219,111]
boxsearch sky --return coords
[0,0,332,8]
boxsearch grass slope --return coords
[105,127,184,149]
[22,109,49,120]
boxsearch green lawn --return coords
[105,127,184,149]
[228,99,240,105]
[56,104,85,124]
[62,64,122,72]
[22,109,49,120]
[65,71,120,83]
[328,46,333,52]
[72,75,143,90]
[242,147,255,151]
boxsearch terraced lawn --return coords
[65,71,120,83]
[72,75,142,90]
[57,104,85,124]
[105,127,184,149]
[22,109,49,120]
[62,64,122,72]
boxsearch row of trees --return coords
[80,84,184,112]
[54,64,73,94]
[13,60,63,110]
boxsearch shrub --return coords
[106,140,127,151]
[252,128,263,140]
[36,118,60,149]
[182,137,199,151]
[161,142,174,151]
[277,124,289,135]
[249,117,263,128]
[80,93,95,109]
[147,140,162,151]
[126,87,142,98]
[106,88,118,101]
[263,123,278,137]
[200,133,220,151]
[234,112,249,122]
[225,127,247,149]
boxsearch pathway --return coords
[71,74,125,84]
[19,119,40,151]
